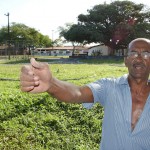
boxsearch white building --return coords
[88,45,109,56]
[32,46,89,56]
[32,44,126,57]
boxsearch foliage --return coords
[60,24,91,45]
[0,22,52,48]
[0,58,127,149]
[61,1,150,54]
[58,23,83,47]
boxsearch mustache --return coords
[131,59,145,67]
[132,62,145,68]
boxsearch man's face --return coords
[125,40,150,80]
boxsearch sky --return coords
[0,0,150,40]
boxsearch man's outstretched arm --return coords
[20,58,94,103]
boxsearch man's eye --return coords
[142,51,149,54]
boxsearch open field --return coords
[0,58,127,150]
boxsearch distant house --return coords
[0,43,126,57]
[88,45,109,56]
[32,45,112,57]
[88,44,127,56]
[32,46,89,56]
[115,48,127,56]
[0,44,8,55]
[0,44,27,55]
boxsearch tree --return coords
[60,1,150,55]
[58,23,85,55]
[0,22,52,56]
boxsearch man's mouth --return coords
[133,64,145,70]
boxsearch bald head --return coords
[128,38,150,50]
[125,38,150,80]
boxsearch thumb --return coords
[30,58,48,69]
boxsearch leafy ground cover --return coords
[0,58,127,150]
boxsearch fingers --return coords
[21,65,34,75]
[20,77,40,92]
[20,63,40,92]
[20,58,50,93]
[20,84,35,92]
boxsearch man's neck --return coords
[128,75,149,90]
[128,74,148,83]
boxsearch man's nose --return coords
[135,53,143,61]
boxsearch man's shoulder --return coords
[100,74,128,85]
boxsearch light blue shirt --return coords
[83,74,150,150]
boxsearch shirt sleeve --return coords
[82,78,111,109]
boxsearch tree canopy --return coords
[60,1,150,54]
[0,22,52,48]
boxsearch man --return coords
[20,38,150,150]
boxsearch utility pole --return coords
[51,30,54,56]
[4,12,10,60]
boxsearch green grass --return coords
[0,58,128,150]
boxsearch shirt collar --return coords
[118,74,129,85]
[118,74,150,85]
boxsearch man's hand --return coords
[20,58,52,93]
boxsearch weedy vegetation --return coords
[0,57,127,150]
